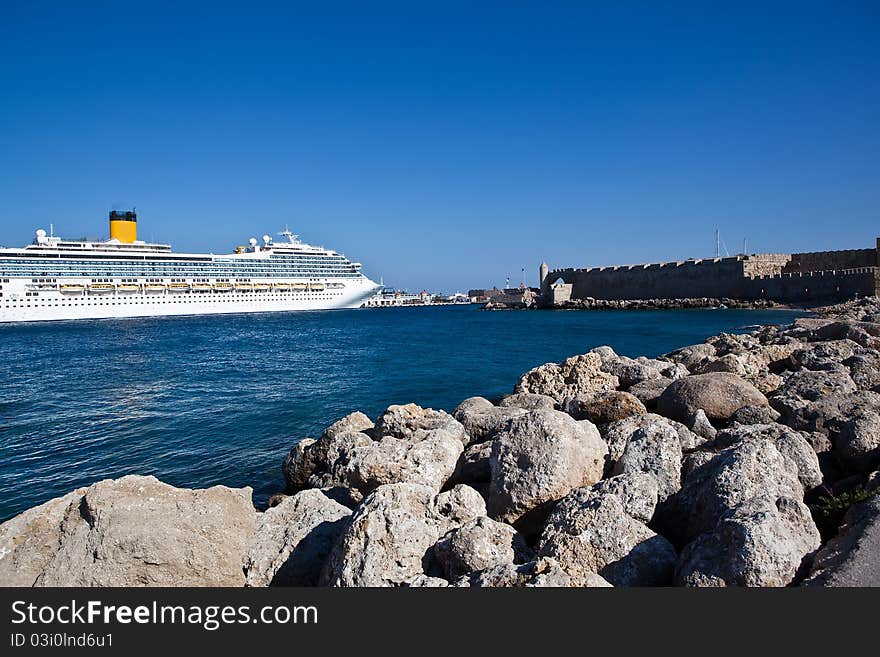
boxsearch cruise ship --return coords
[0,211,382,323]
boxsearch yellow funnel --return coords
[109,210,137,243]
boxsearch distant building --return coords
[468,286,541,305]
[362,289,429,307]
[362,289,473,308]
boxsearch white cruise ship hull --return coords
[1,215,384,324]
[0,278,380,323]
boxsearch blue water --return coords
[0,305,806,521]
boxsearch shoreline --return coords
[2,297,879,587]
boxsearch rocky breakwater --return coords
[3,298,880,587]
[485,296,782,311]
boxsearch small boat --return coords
[327,282,345,289]
[213,282,233,291]
[117,284,141,293]
[168,282,191,291]
[60,284,86,294]
[88,283,115,294]
[192,283,212,291]
[291,283,308,291]
[310,283,326,291]
[235,283,254,291]
[144,283,166,292]
[254,283,271,291]
[273,283,291,291]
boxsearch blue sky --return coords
[1,1,877,292]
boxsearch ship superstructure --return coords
[0,211,381,322]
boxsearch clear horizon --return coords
[1,2,877,292]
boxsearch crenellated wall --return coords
[784,247,878,274]
[544,240,879,304]
[749,268,877,303]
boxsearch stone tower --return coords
[539,262,549,293]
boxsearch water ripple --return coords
[0,305,805,520]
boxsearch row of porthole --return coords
[14,291,342,303]
[3,295,344,307]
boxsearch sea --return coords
[0,304,807,521]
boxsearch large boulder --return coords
[537,488,677,586]
[450,440,493,488]
[244,489,351,586]
[676,495,820,587]
[0,488,87,586]
[730,404,781,426]
[835,411,880,472]
[658,373,768,422]
[285,415,377,493]
[809,320,880,348]
[662,343,717,371]
[344,429,463,494]
[323,411,375,440]
[628,377,674,408]
[306,431,374,491]
[498,392,557,410]
[684,409,717,440]
[707,332,765,357]
[602,413,702,468]
[803,496,880,586]
[374,404,467,443]
[640,356,690,381]
[308,411,376,474]
[1,476,256,587]
[610,422,683,503]
[514,353,619,403]
[681,450,717,479]
[407,575,450,587]
[843,353,880,391]
[783,391,880,435]
[282,438,319,491]
[453,557,603,587]
[590,348,672,388]
[691,353,749,377]
[691,351,784,395]
[433,516,533,580]
[714,423,822,490]
[590,472,659,524]
[565,391,647,425]
[434,484,489,526]
[769,369,858,417]
[453,397,527,444]
[788,340,858,371]
[322,483,485,587]
[487,410,607,532]
[659,440,805,544]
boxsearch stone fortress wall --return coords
[541,238,880,304]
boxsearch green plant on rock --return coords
[811,486,878,540]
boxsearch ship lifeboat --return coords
[273,283,292,291]
[213,282,233,291]
[310,283,326,291]
[254,283,271,291]
[60,284,86,294]
[144,283,166,292]
[192,283,212,291]
[291,283,308,291]
[117,284,141,293]
[88,283,115,294]
[235,283,254,291]
[168,282,191,292]
[327,282,345,289]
